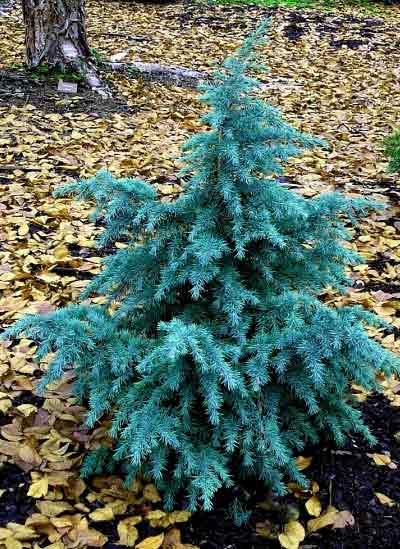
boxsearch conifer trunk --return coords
[22,0,110,96]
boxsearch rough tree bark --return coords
[22,0,110,96]
[20,0,215,95]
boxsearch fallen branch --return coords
[106,62,299,91]
[93,32,147,41]
[106,61,208,87]
[0,164,40,172]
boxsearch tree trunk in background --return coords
[22,0,110,96]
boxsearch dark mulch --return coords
[304,395,400,549]
[180,394,400,549]
[0,463,36,525]
[11,391,45,408]
[176,1,398,53]
[1,394,399,547]
[0,69,131,115]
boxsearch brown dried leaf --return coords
[18,444,42,466]
[332,510,355,529]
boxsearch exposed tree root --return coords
[76,60,112,98]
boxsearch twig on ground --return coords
[93,32,147,41]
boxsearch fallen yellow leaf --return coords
[307,506,338,533]
[53,244,69,260]
[17,223,29,237]
[27,476,49,498]
[117,517,139,547]
[37,271,61,284]
[143,483,162,503]
[146,510,166,521]
[5,523,38,541]
[278,520,305,549]
[16,403,37,417]
[50,516,75,528]
[68,517,107,547]
[375,492,396,507]
[0,528,10,540]
[305,495,321,517]
[296,456,312,471]
[167,511,191,524]
[109,499,128,515]
[367,453,394,466]
[89,507,115,522]
[0,399,12,414]
[5,538,23,549]
[311,481,320,494]
[36,500,74,517]
[136,533,165,549]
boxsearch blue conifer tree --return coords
[2,22,398,511]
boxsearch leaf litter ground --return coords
[0,1,400,548]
